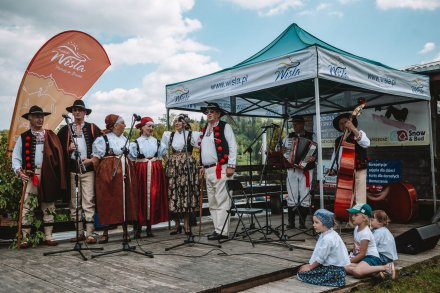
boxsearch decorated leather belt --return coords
[203,163,217,169]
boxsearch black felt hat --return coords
[290,115,305,122]
[21,105,51,120]
[200,102,225,117]
[66,100,92,115]
[332,113,358,131]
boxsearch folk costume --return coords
[283,115,316,229]
[330,113,370,205]
[162,115,201,217]
[297,209,350,287]
[12,105,66,246]
[57,100,101,240]
[199,103,237,238]
[129,117,168,237]
[92,115,138,227]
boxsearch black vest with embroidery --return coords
[20,130,38,170]
[169,131,193,154]
[335,134,368,170]
[200,121,230,165]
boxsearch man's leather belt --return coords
[203,163,217,169]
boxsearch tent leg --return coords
[314,77,324,209]
[428,102,437,213]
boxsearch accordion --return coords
[286,136,317,170]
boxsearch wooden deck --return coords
[0,215,438,293]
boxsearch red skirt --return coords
[95,156,138,225]
[135,159,168,225]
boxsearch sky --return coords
[0,0,439,130]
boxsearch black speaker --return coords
[395,223,440,254]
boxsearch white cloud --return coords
[86,52,221,129]
[418,42,436,54]
[317,3,331,10]
[376,0,440,10]
[225,0,305,16]
[329,11,344,17]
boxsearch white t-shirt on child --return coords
[373,227,398,261]
[309,229,350,267]
[353,225,380,258]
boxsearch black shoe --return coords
[170,226,182,235]
[207,231,218,238]
[208,234,228,241]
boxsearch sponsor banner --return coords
[367,160,401,184]
[316,101,430,147]
[166,47,317,114]
[8,31,110,152]
[318,47,430,101]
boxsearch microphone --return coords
[133,114,142,121]
[272,123,280,128]
[62,114,71,120]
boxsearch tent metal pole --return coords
[314,77,324,209]
[428,101,437,213]
[166,108,170,130]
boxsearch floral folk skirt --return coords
[297,265,346,287]
[166,152,200,215]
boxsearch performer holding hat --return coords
[57,100,102,244]
[329,113,370,207]
[162,113,201,235]
[129,116,168,238]
[12,105,66,248]
[283,115,316,229]
[199,103,237,241]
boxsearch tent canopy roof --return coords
[166,23,430,118]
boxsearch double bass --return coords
[332,100,366,221]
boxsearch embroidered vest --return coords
[68,122,97,158]
[20,130,37,170]
[199,121,230,165]
[335,134,368,170]
[169,131,193,153]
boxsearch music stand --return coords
[44,116,103,260]
[255,118,293,250]
[165,123,220,251]
[92,115,153,259]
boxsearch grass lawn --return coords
[356,255,440,293]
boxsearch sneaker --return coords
[385,262,396,280]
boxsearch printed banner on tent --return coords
[316,101,430,147]
[8,31,111,152]
[166,47,317,113]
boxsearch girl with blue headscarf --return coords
[297,209,350,287]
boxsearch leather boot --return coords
[286,207,295,229]
[299,206,308,229]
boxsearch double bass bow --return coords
[331,99,366,221]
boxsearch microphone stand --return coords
[44,115,103,260]
[92,115,153,258]
[165,123,220,251]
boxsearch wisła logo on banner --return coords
[50,42,91,77]
[275,57,301,81]
[171,86,190,104]
[328,57,349,79]
[410,78,425,95]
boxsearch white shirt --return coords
[128,135,166,159]
[309,229,350,267]
[69,122,87,160]
[12,131,45,172]
[200,121,237,166]
[161,130,201,152]
[373,227,398,261]
[353,225,380,258]
[330,130,370,171]
[92,132,127,158]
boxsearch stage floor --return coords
[1,215,439,293]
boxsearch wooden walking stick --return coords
[17,171,30,250]
[198,174,205,236]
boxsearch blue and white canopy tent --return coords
[165,23,433,209]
